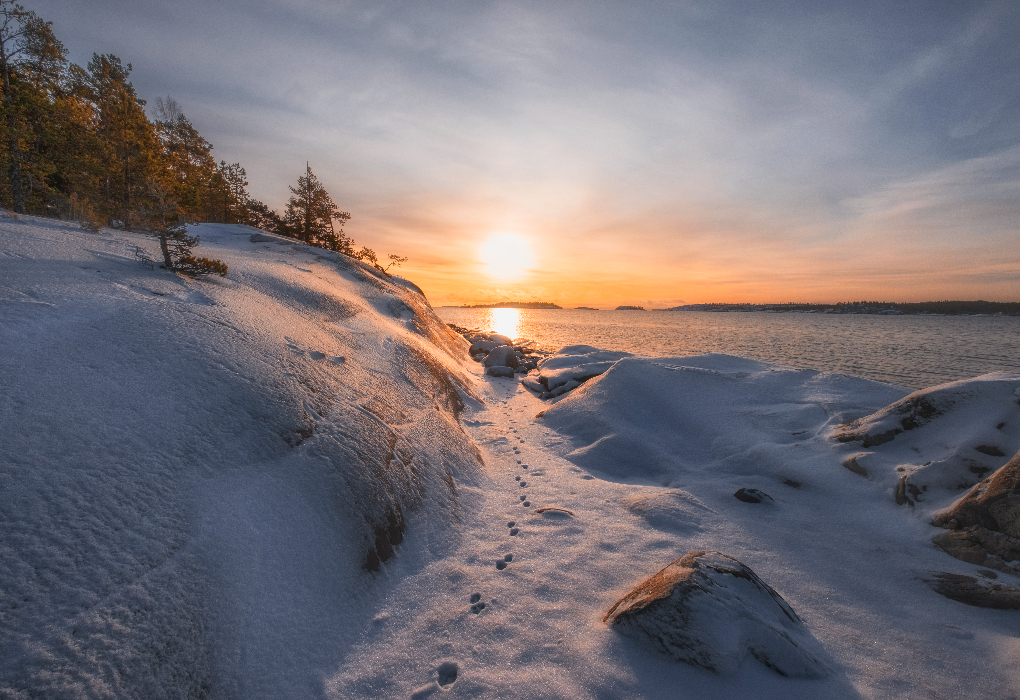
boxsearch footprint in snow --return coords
[496,553,513,570]
[520,495,527,501]
[514,475,521,481]
[469,593,487,614]
[436,662,459,687]
[522,500,531,507]
[510,528,519,536]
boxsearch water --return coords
[436,307,1020,390]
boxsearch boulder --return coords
[734,488,773,504]
[485,366,515,378]
[489,334,513,347]
[603,550,830,677]
[483,345,520,369]
[469,340,496,354]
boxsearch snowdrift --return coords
[0,218,481,697]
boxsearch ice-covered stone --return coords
[604,550,830,677]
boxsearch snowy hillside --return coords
[0,217,482,697]
[2,215,1020,700]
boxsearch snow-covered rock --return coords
[603,550,831,677]
[483,344,519,369]
[835,375,1020,505]
[0,218,481,697]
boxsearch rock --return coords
[604,551,830,677]
[734,488,773,504]
[933,448,1020,539]
[843,455,869,477]
[549,379,581,397]
[485,366,515,378]
[931,527,1020,575]
[469,340,496,354]
[615,305,645,310]
[483,345,520,369]
[521,377,545,393]
[923,571,1020,609]
[488,334,513,347]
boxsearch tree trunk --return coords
[158,234,174,269]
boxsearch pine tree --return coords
[74,54,161,222]
[0,0,66,212]
[284,164,352,248]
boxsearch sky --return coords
[35,0,1020,307]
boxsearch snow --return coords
[2,215,1020,699]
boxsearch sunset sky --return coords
[38,0,1020,307]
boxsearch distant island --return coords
[616,305,646,311]
[660,301,1020,316]
[575,306,599,310]
[457,301,563,309]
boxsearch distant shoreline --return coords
[438,301,1020,316]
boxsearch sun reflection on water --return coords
[487,308,521,340]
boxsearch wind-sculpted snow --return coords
[538,353,906,484]
[0,219,480,698]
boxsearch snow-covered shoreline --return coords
[3,217,1019,699]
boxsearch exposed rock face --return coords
[922,571,1020,609]
[934,448,1020,538]
[930,448,1020,581]
[603,551,830,677]
[931,527,1020,576]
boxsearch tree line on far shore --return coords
[0,0,403,275]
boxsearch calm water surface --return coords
[436,308,1020,390]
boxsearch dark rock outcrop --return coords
[603,551,830,677]
[922,571,1020,609]
[933,447,1020,538]
[734,488,773,504]
[930,448,1020,580]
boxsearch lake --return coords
[435,307,1020,390]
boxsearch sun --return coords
[478,233,535,280]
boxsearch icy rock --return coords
[734,488,773,504]
[489,334,513,347]
[604,550,830,677]
[486,366,515,378]
[469,340,496,354]
[484,345,520,369]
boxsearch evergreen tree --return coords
[74,54,162,222]
[0,0,66,212]
[284,164,352,248]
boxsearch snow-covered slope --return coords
[3,216,1019,700]
[0,217,482,698]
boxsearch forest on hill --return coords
[0,0,402,273]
